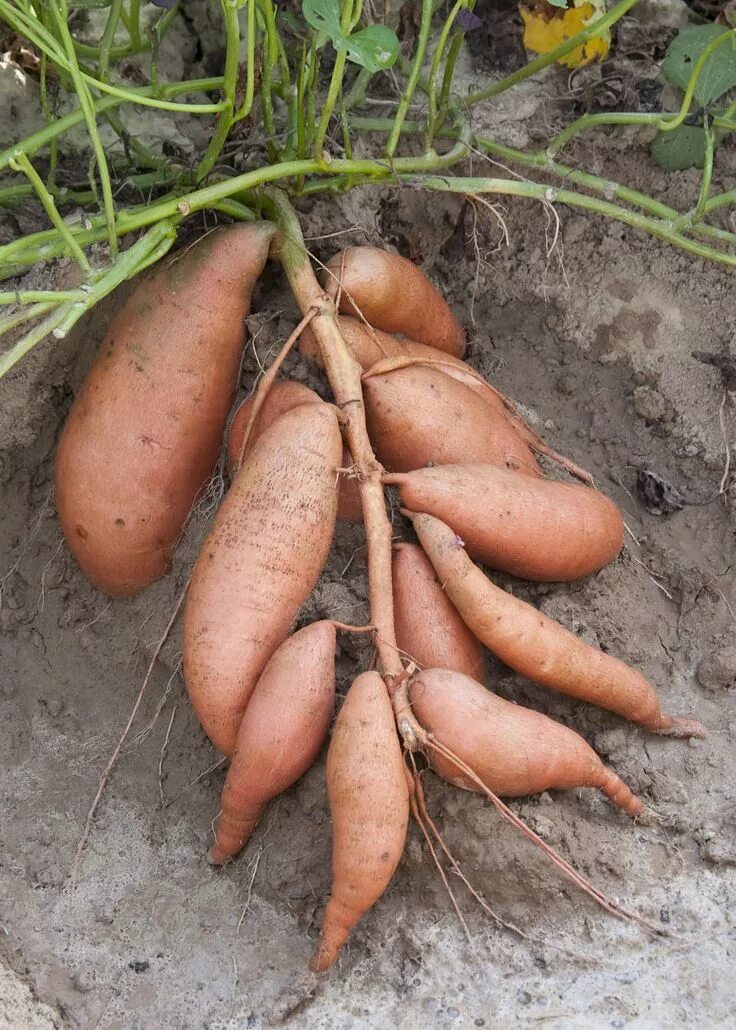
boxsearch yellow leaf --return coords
[519,0,610,69]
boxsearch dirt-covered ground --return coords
[1,2,736,1027]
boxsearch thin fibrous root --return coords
[410,760,531,943]
[234,306,319,475]
[69,576,190,884]
[405,762,471,942]
[424,734,669,940]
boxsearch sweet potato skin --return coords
[388,465,624,581]
[311,671,409,972]
[410,668,643,815]
[393,543,484,679]
[322,246,465,357]
[55,222,275,597]
[410,511,705,737]
[227,382,362,522]
[226,381,322,473]
[209,621,337,864]
[363,364,541,475]
[183,403,342,757]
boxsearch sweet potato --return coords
[55,222,275,597]
[410,668,643,815]
[311,671,409,972]
[409,511,705,737]
[362,363,541,475]
[392,543,484,679]
[183,403,342,756]
[209,621,336,864]
[386,465,624,581]
[227,382,362,523]
[226,381,322,471]
[322,246,465,357]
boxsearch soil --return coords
[2,3,736,1027]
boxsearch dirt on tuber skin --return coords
[55,222,276,598]
[392,542,484,680]
[209,620,336,865]
[386,464,624,582]
[409,510,707,738]
[410,668,644,816]
[362,363,541,475]
[322,246,466,358]
[311,671,410,973]
[183,402,342,757]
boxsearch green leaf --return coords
[650,125,707,171]
[661,25,736,108]
[342,24,400,72]
[302,0,343,43]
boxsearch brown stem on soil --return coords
[234,307,318,475]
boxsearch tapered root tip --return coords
[207,846,230,866]
[653,715,707,739]
[309,940,339,974]
[599,766,645,817]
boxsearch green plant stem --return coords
[9,151,92,274]
[234,0,257,121]
[258,0,280,161]
[693,118,715,224]
[0,125,471,275]
[425,0,465,148]
[313,50,348,164]
[437,31,464,131]
[0,290,83,304]
[0,78,225,173]
[466,0,639,105]
[0,220,177,380]
[50,0,118,257]
[548,28,736,156]
[0,302,56,337]
[103,110,171,172]
[128,0,142,50]
[403,174,736,266]
[97,0,123,81]
[386,0,433,157]
[196,0,241,181]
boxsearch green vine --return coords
[0,0,734,379]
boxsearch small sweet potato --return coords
[322,246,465,357]
[393,543,484,679]
[311,671,409,972]
[410,668,643,815]
[209,621,336,864]
[55,222,275,597]
[386,464,624,581]
[183,403,342,756]
[409,511,705,738]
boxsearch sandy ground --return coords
[1,3,736,1027]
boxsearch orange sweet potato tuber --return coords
[410,668,644,815]
[322,246,465,357]
[362,364,541,475]
[55,222,275,597]
[227,382,362,523]
[183,403,342,756]
[386,464,624,581]
[209,620,336,864]
[409,511,706,738]
[392,542,484,679]
[311,671,409,972]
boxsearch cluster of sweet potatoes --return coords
[54,221,704,972]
